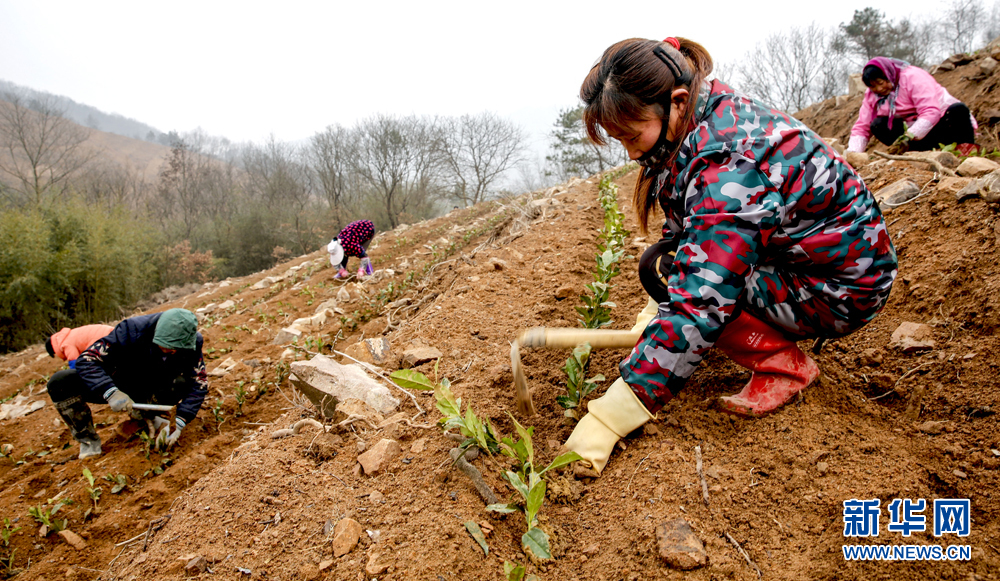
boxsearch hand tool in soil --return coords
[511,327,642,416]
[131,403,175,412]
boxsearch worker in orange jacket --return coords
[45,324,115,369]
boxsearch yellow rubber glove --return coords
[631,297,659,333]
[564,378,653,474]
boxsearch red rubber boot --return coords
[713,311,820,417]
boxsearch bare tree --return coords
[308,124,358,229]
[352,114,444,229]
[737,23,839,113]
[942,0,987,54]
[439,112,526,207]
[0,92,96,207]
[240,136,317,253]
[984,0,1000,44]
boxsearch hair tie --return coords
[663,37,680,50]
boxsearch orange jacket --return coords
[50,325,114,362]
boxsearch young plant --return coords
[0,519,18,547]
[137,430,153,459]
[487,414,581,560]
[211,398,226,431]
[103,473,127,494]
[503,561,539,581]
[81,467,102,515]
[556,343,605,418]
[234,382,247,416]
[390,362,501,456]
[28,499,71,534]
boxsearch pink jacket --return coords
[848,66,977,152]
[50,325,114,362]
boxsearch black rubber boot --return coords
[54,396,102,459]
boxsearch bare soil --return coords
[3,53,1000,581]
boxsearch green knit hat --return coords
[153,309,198,350]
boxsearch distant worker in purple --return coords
[847,57,978,156]
[327,219,376,280]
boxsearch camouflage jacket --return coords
[621,80,897,413]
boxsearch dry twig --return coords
[725,532,762,578]
[448,448,498,505]
[869,361,934,400]
[872,150,956,176]
[695,443,709,507]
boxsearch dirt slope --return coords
[3,63,1000,581]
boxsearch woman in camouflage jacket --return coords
[564,37,898,475]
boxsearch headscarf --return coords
[153,308,198,350]
[865,57,910,129]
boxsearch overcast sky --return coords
[1,0,947,157]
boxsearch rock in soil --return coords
[656,518,708,570]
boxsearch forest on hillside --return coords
[0,3,998,354]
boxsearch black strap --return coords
[653,45,692,85]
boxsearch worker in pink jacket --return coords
[847,57,977,155]
[46,324,114,369]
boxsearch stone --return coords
[955,179,981,202]
[953,469,968,479]
[401,346,443,368]
[313,298,338,314]
[910,150,959,169]
[488,257,509,270]
[410,438,426,454]
[916,420,947,435]
[332,518,364,557]
[272,326,303,345]
[555,285,575,300]
[251,276,279,290]
[845,151,869,169]
[289,354,400,417]
[185,555,209,575]
[358,439,402,475]
[980,169,1000,204]
[292,309,331,329]
[342,338,396,368]
[946,53,973,65]
[874,178,921,208]
[890,322,936,352]
[368,490,385,504]
[196,303,217,314]
[57,529,87,551]
[848,73,865,97]
[529,197,561,208]
[956,157,1000,178]
[365,552,391,576]
[217,300,235,310]
[656,518,708,570]
[319,559,334,571]
[298,563,321,581]
[816,461,829,475]
[337,287,351,302]
[834,95,849,108]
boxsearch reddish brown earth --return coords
[3,52,1000,581]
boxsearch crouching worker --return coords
[46,308,208,459]
[328,219,375,280]
[565,37,898,474]
[847,57,978,155]
[46,324,114,369]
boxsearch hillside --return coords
[2,53,1000,580]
